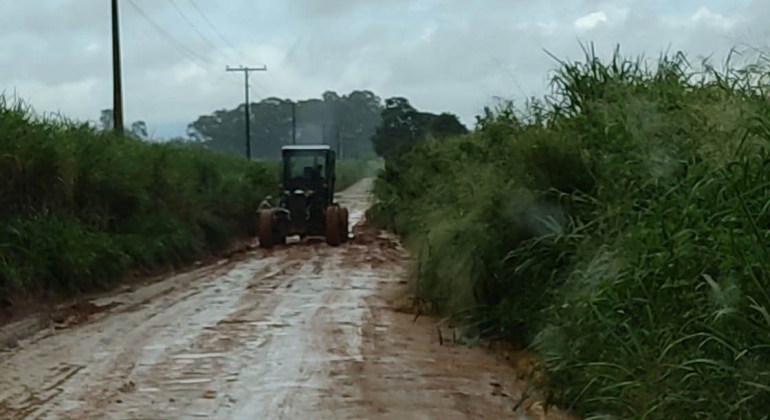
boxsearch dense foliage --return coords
[371,97,468,158]
[0,99,280,303]
[0,97,377,305]
[186,90,466,161]
[188,90,383,160]
[371,48,770,419]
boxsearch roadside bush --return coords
[0,98,277,301]
[371,47,770,419]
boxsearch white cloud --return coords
[606,6,630,23]
[662,7,742,31]
[537,21,558,36]
[691,7,741,30]
[85,43,101,53]
[574,11,608,31]
[420,24,437,43]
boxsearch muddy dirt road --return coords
[0,180,557,420]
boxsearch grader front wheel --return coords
[258,210,275,249]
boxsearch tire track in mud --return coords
[0,254,284,420]
[69,250,313,420]
[0,179,574,420]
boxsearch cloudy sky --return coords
[1,0,767,138]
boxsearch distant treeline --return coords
[99,90,468,160]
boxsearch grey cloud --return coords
[1,0,769,135]
[283,0,412,17]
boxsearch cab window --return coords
[285,151,326,181]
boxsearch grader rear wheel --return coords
[340,207,349,243]
[258,210,275,249]
[325,206,342,247]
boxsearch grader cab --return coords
[257,145,349,248]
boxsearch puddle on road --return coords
[171,353,226,361]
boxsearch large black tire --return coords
[340,207,349,243]
[258,210,275,249]
[325,206,342,247]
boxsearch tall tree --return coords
[427,113,468,138]
[371,98,466,158]
[371,98,422,158]
[130,121,148,139]
[99,109,114,131]
[333,90,382,158]
[97,110,151,140]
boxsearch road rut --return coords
[0,180,564,420]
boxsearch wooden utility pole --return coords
[291,102,297,145]
[111,0,124,134]
[336,126,343,159]
[226,66,267,159]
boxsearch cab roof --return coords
[281,144,331,151]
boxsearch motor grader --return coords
[257,145,349,248]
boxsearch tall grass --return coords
[371,46,770,419]
[0,98,278,302]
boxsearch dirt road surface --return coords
[0,180,566,420]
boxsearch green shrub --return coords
[372,46,770,419]
[0,96,374,302]
[0,98,278,300]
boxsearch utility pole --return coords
[291,102,297,145]
[226,65,267,160]
[111,0,124,135]
[336,126,342,159]
[322,123,326,145]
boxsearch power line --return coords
[166,0,229,62]
[180,0,273,95]
[126,0,215,66]
[187,0,251,63]
[126,0,269,112]
[126,0,239,88]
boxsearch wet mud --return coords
[0,180,572,420]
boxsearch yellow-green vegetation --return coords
[0,97,376,304]
[371,48,770,419]
[0,99,279,302]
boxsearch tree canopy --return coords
[99,91,467,160]
[97,109,149,140]
[371,97,467,158]
[188,90,383,159]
